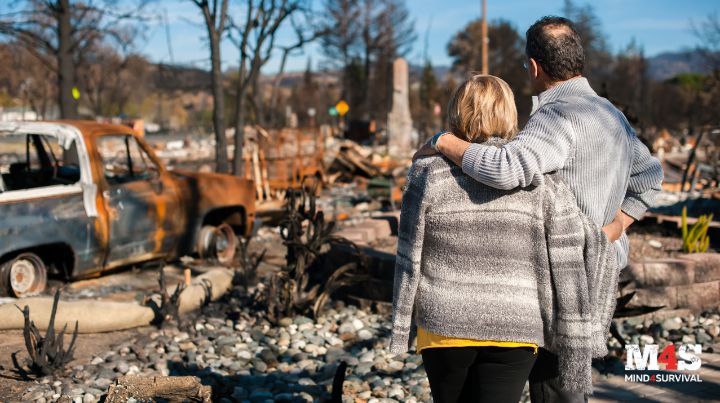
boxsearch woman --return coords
[390,75,618,403]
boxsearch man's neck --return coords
[535,75,584,95]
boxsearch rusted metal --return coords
[245,127,325,203]
[195,223,238,265]
[4,253,47,297]
[0,121,256,295]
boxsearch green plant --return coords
[682,206,713,253]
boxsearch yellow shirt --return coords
[417,326,538,354]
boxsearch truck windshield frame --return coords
[97,134,161,186]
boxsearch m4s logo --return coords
[625,344,701,371]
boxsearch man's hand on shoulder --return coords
[412,130,471,167]
[413,131,448,162]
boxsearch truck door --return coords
[96,135,179,267]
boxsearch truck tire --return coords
[196,224,238,265]
[0,253,47,297]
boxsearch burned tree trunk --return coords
[57,0,78,119]
[229,0,308,175]
[195,0,230,173]
[0,0,148,120]
[232,2,252,177]
[232,83,248,176]
[209,29,229,173]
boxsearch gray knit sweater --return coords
[390,147,619,393]
[461,77,664,269]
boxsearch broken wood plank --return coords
[105,375,211,403]
[259,149,271,199]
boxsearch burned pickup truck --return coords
[0,121,255,297]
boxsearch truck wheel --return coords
[0,253,47,297]
[197,224,238,265]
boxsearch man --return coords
[416,16,663,402]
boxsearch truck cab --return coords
[0,121,255,297]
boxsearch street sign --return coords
[335,100,349,116]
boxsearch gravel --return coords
[16,293,432,402]
[16,286,720,402]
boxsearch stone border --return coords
[623,253,720,311]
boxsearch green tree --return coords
[0,0,147,119]
[692,13,720,131]
[605,40,649,127]
[561,0,612,89]
[320,0,415,122]
[447,19,531,121]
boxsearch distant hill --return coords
[265,64,455,87]
[408,64,451,80]
[152,63,211,92]
[148,49,717,93]
[647,50,716,81]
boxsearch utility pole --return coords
[481,0,488,74]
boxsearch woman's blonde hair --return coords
[447,74,518,143]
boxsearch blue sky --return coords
[137,0,718,73]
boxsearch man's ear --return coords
[529,58,541,79]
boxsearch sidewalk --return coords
[590,352,720,402]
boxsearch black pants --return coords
[528,348,588,403]
[422,346,537,403]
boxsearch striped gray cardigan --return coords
[390,148,618,394]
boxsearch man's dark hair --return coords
[525,16,584,81]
